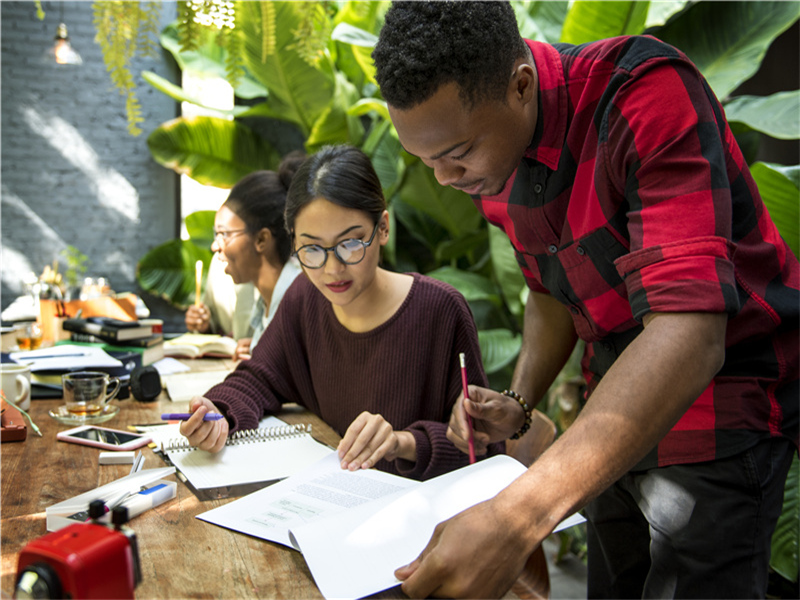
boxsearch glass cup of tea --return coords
[14,322,43,351]
[61,371,121,418]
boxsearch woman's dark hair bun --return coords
[279,150,307,190]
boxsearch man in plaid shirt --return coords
[373,1,799,598]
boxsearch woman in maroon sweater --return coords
[180,145,502,480]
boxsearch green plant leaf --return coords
[770,454,799,582]
[236,1,336,136]
[750,162,800,257]
[426,267,502,306]
[185,210,216,249]
[159,22,267,100]
[146,116,281,188]
[724,91,800,140]
[643,0,690,29]
[560,1,649,44]
[435,230,488,263]
[399,161,483,238]
[512,1,569,44]
[478,329,523,374]
[136,239,213,308]
[655,1,800,100]
[141,71,250,118]
[489,226,526,318]
[306,72,364,150]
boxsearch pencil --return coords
[195,260,203,307]
[459,353,476,464]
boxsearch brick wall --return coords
[1,1,183,327]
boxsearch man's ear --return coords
[511,62,537,106]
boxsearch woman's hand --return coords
[338,411,416,470]
[232,338,252,361]
[185,303,211,333]
[178,397,229,452]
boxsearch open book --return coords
[163,333,238,358]
[198,453,585,599]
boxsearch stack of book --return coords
[62,317,165,367]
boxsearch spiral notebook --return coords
[161,416,334,492]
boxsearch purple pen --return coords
[161,413,224,421]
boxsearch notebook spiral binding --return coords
[162,423,312,453]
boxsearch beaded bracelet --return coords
[502,389,532,440]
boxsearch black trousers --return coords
[584,438,794,599]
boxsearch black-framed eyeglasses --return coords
[293,221,380,269]
[214,229,247,247]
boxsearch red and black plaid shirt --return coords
[475,36,799,469]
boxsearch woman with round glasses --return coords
[185,151,306,359]
[180,145,503,480]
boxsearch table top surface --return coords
[1,358,542,600]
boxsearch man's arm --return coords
[398,310,727,598]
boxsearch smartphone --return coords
[56,425,152,451]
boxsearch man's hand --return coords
[395,495,533,598]
[338,411,416,470]
[179,397,229,452]
[447,386,525,454]
[185,303,211,333]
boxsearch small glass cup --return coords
[14,322,42,351]
[61,371,121,418]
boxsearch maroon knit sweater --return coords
[205,273,503,480]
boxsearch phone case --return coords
[56,425,152,451]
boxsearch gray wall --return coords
[1,1,181,325]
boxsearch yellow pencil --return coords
[195,260,203,307]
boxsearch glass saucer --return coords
[48,404,120,426]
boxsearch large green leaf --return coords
[643,0,690,29]
[750,162,800,257]
[489,226,527,318]
[655,1,800,100]
[136,239,213,309]
[236,1,336,136]
[306,72,364,151]
[771,454,799,582]
[426,267,502,306]
[478,328,523,374]
[724,91,800,140]
[331,22,379,86]
[141,71,250,118]
[512,1,569,44]
[185,210,216,250]
[147,116,280,188]
[560,1,649,44]
[399,161,483,238]
[158,22,267,100]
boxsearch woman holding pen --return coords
[185,152,306,360]
[180,145,503,480]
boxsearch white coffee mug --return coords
[1,363,32,411]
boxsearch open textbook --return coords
[199,453,585,599]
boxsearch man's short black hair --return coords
[373,1,528,110]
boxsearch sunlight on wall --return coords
[21,107,140,223]
[180,71,234,240]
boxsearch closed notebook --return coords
[161,419,334,490]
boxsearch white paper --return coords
[151,357,191,375]
[10,344,122,372]
[290,455,586,600]
[163,370,230,402]
[198,453,416,548]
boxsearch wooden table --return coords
[1,359,545,599]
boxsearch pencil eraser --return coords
[99,451,136,465]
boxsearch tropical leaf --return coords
[141,71,249,118]
[770,454,799,582]
[306,72,364,151]
[158,22,267,99]
[426,266,502,306]
[331,22,379,86]
[399,161,483,238]
[236,1,336,136]
[724,91,800,140]
[512,1,569,44]
[147,116,281,188]
[136,239,213,308]
[643,0,690,29]
[478,328,523,374]
[750,162,800,257]
[560,0,649,44]
[489,226,526,318]
[655,1,800,100]
[185,210,216,250]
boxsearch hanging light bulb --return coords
[52,22,82,65]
